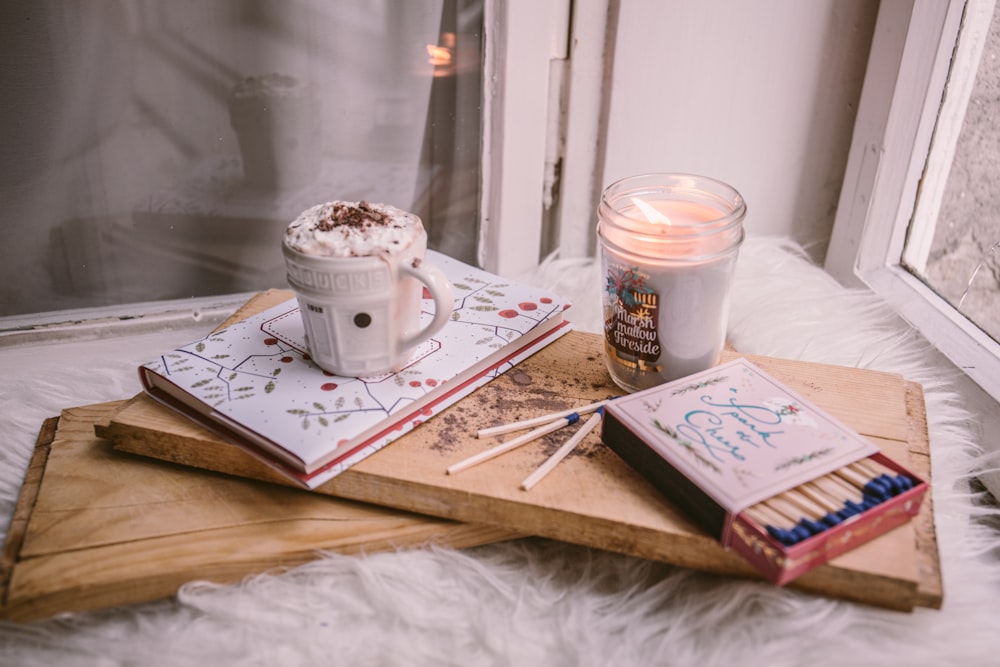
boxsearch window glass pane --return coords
[0,0,482,319]
[905,2,1000,343]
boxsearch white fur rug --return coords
[1,236,999,666]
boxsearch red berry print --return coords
[409,380,423,387]
[425,378,438,387]
[280,356,294,363]
[518,302,538,311]
[320,383,338,391]
[499,309,518,319]
[540,297,552,304]
[264,337,278,345]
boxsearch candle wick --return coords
[631,197,672,225]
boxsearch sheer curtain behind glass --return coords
[0,0,482,320]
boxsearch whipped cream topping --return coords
[284,201,422,257]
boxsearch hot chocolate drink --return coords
[281,201,453,377]
[284,201,422,258]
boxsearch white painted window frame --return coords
[479,0,612,271]
[478,0,571,276]
[825,0,1000,402]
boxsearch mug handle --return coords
[398,259,454,351]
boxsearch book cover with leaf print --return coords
[139,251,572,489]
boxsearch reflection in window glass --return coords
[0,0,482,319]
[906,2,1000,343]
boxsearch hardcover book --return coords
[140,251,572,488]
[601,357,928,584]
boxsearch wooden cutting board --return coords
[98,290,943,612]
[0,403,519,623]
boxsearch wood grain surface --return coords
[99,291,943,612]
[0,403,518,622]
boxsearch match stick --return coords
[860,457,908,480]
[835,464,871,488]
[744,503,788,530]
[835,465,894,501]
[745,457,918,547]
[812,474,874,516]
[745,502,807,545]
[477,399,611,439]
[448,415,578,475]
[520,410,604,491]
[764,496,824,534]
[813,473,865,505]
[782,488,834,521]
[796,483,842,514]
[850,458,914,494]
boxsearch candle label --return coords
[603,264,663,373]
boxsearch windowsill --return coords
[0,293,250,349]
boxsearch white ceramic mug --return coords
[282,205,453,377]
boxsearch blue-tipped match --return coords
[565,412,581,425]
[862,481,890,501]
[882,473,913,494]
[821,512,842,527]
[799,518,827,536]
[766,525,796,546]
[861,494,883,509]
[844,500,867,516]
[791,524,812,542]
[836,507,855,521]
[878,474,903,495]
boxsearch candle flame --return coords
[426,44,454,67]
[631,197,672,225]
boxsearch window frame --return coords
[825,0,1000,402]
[478,0,572,276]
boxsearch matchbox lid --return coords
[603,358,879,514]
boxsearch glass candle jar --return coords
[597,173,746,393]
